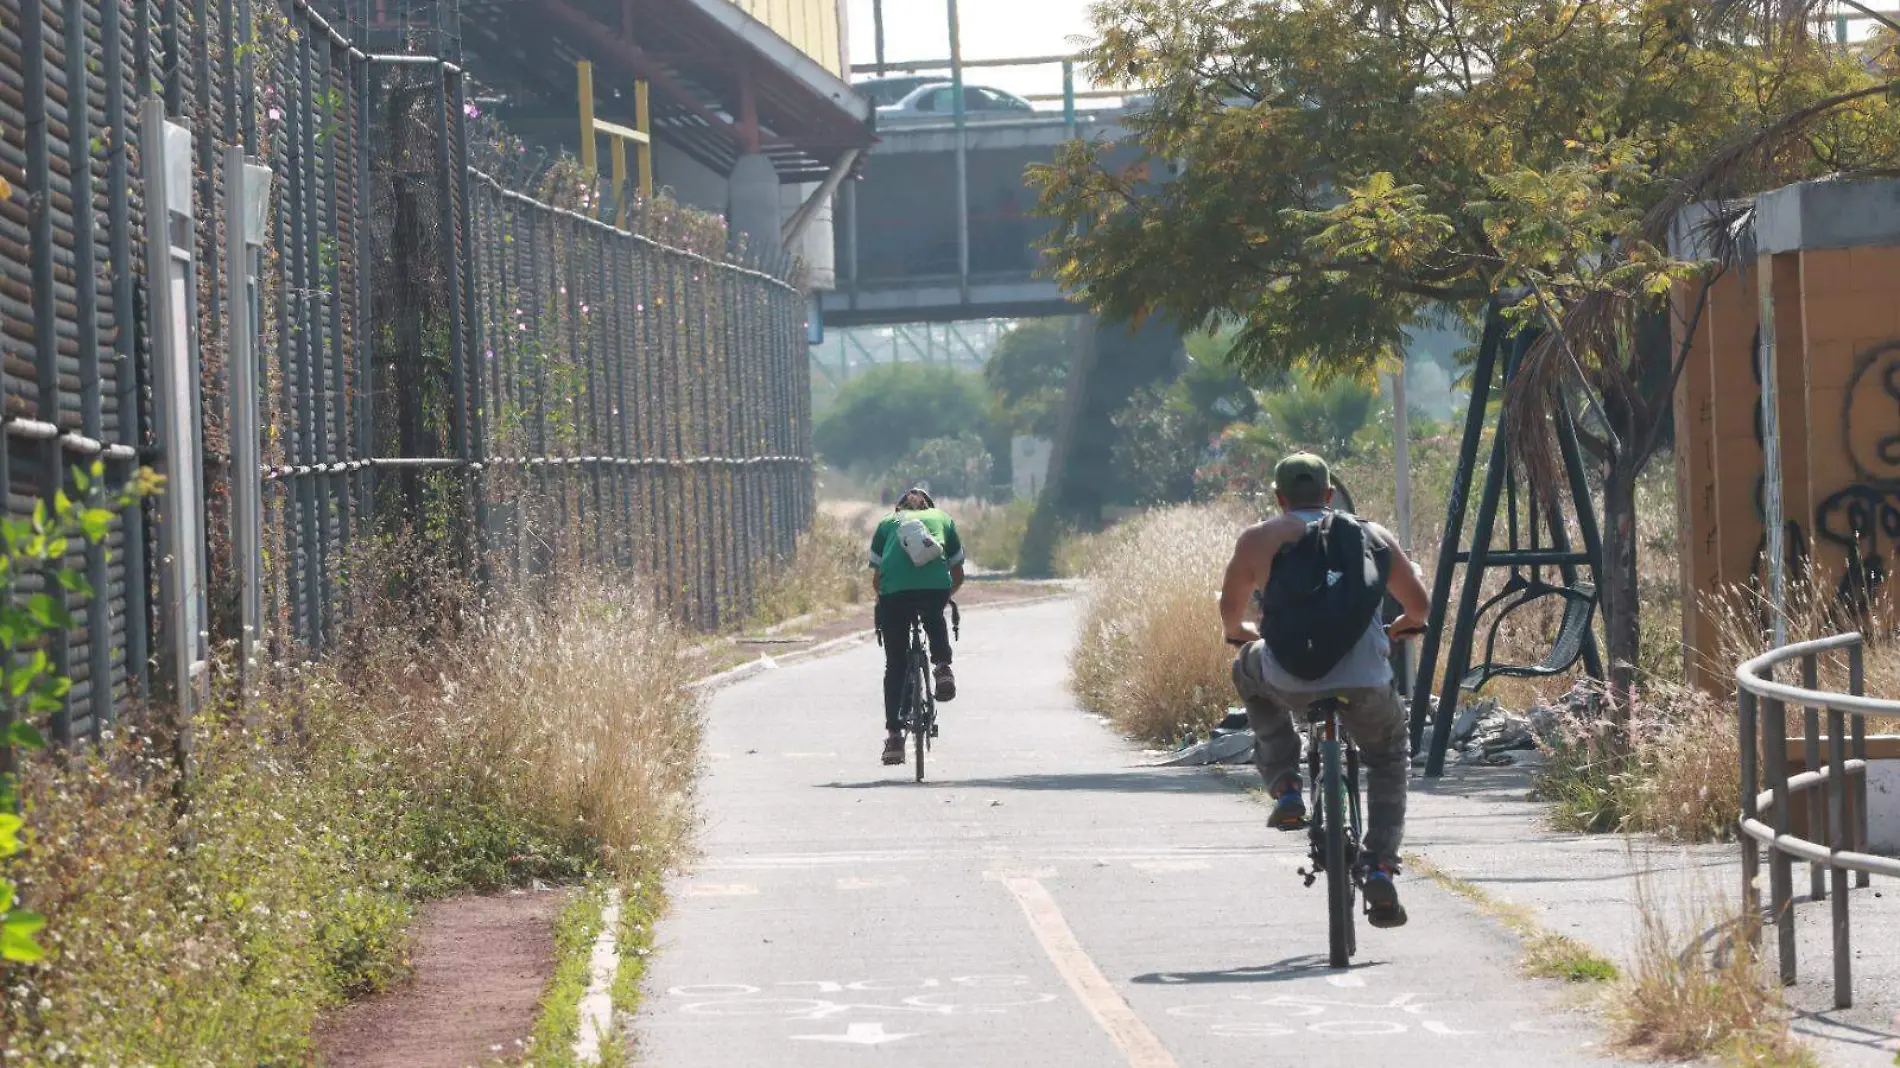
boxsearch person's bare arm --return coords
[1219,524,1272,644]
[950,563,965,597]
[1381,530,1432,637]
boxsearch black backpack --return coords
[1259,511,1392,681]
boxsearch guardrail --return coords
[1736,632,1898,1009]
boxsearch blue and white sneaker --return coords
[1268,787,1307,831]
[1363,862,1408,929]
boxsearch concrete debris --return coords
[1149,709,1259,766]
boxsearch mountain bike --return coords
[898,600,958,782]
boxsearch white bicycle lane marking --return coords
[665,974,1061,1023]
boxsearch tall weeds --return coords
[749,512,871,628]
[1070,503,1257,745]
[0,578,701,1063]
[1611,881,1817,1067]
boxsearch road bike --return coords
[897,600,958,782]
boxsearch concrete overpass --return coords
[821,110,1145,327]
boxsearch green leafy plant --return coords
[0,461,159,963]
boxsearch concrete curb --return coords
[687,592,1076,694]
[572,887,623,1065]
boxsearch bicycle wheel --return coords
[1322,738,1355,968]
[912,652,929,782]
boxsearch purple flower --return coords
[464,102,481,119]
[268,106,283,122]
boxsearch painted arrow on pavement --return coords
[790,1022,919,1045]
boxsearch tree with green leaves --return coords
[1034,0,1900,712]
[813,364,990,480]
[983,319,1075,441]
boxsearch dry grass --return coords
[1610,882,1818,1067]
[1069,502,1259,745]
[1536,680,1743,840]
[0,576,702,1062]
[748,512,873,629]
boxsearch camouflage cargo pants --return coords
[1231,644,1409,863]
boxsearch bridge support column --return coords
[728,152,783,262]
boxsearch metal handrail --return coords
[1734,631,1894,1010]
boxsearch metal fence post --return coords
[226,146,274,693]
[1739,686,1761,943]
[1826,678,1851,1009]
[1763,692,1796,985]
[1849,641,1870,889]
[1802,653,1825,902]
[140,99,208,756]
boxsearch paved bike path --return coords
[635,599,1629,1066]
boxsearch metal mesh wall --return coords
[0,0,816,751]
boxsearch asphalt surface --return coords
[634,598,1635,1066]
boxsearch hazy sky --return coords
[845,0,1104,100]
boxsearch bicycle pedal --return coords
[929,723,939,738]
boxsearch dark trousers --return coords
[875,589,952,730]
[1232,645,1410,864]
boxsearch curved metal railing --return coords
[1736,632,1899,1009]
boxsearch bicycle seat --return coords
[1303,696,1348,723]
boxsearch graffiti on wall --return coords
[1815,339,1900,618]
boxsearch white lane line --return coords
[983,866,1059,881]
[573,888,622,1065]
[1129,860,1210,873]
[682,883,759,897]
[836,875,908,890]
[1000,876,1181,1068]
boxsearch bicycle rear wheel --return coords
[912,654,929,782]
[1322,739,1356,967]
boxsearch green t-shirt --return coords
[869,508,964,595]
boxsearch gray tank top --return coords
[1254,508,1393,693]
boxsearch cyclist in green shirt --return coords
[869,486,965,765]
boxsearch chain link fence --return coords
[0,0,815,753]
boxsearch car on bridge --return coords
[854,74,938,107]
[876,82,1038,125]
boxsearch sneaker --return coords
[881,733,905,765]
[1363,863,1408,929]
[933,664,957,702]
[1268,787,1307,831]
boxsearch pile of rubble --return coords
[1150,684,1596,770]
[1420,684,1595,767]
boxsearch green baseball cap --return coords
[1273,452,1330,498]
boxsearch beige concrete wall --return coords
[1675,214,1900,692]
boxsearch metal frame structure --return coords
[1407,308,1607,775]
[1736,632,1891,1009]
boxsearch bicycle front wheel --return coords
[1322,739,1355,967]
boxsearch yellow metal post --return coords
[635,79,653,200]
[610,135,629,227]
[577,60,597,173]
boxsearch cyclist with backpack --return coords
[869,486,965,765]
[1218,452,1432,929]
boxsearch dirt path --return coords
[314,890,567,1068]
